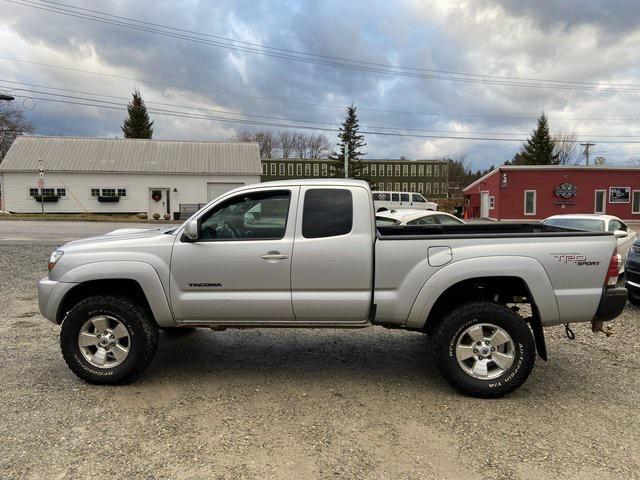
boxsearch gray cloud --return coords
[1,0,640,169]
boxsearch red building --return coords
[463,165,640,221]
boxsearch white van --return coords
[372,191,438,212]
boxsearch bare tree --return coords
[0,103,34,161]
[308,133,331,158]
[254,130,279,159]
[234,130,254,143]
[553,131,581,165]
[292,132,308,158]
[278,131,296,158]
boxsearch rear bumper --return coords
[595,287,628,322]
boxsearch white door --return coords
[149,188,170,218]
[480,191,490,218]
[170,187,298,322]
[207,182,244,202]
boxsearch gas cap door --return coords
[428,246,453,267]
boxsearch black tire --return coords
[628,292,640,306]
[160,326,197,335]
[431,302,536,398]
[60,295,159,384]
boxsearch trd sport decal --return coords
[551,253,601,267]
[187,282,222,287]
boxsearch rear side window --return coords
[391,193,399,201]
[373,192,388,201]
[302,189,353,238]
[400,193,410,202]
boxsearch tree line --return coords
[234,130,332,160]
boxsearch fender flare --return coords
[405,256,560,329]
[58,261,175,327]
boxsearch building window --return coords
[402,165,408,176]
[402,182,408,191]
[102,188,116,197]
[434,165,440,176]
[117,188,126,197]
[305,164,311,176]
[417,183,423,193]
[29,188,39,197]
[57,188,66,197]
[296,164,303,176]
[394,164,400,176]
[425,183,431,194]
[434,183,439,195]
[633,190,640,214]
[594,190,606,214]
[279,163,285,175]
[489,196,495,209]
[387,165,393,176]
[524,190,536,216]
[91,188,100,197]
[330,164,336,175]
[410,165,416,176]
[262,163,267,175]
[442,183,448,193]
[362,165,368,175]
[410,182,416,192]
[418,165,424,176]
[287,163,294,176]
[371,164,377,176]
[426,165,432,176]
[321,163,328,176]
[313,164,319,176]
[270,163,276,175]
[41,188,55,196]
[442,165,448,177]
[394,182,400,191]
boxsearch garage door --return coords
[206,182,244,202]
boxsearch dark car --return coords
[626,240,640,306]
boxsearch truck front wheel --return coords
[431,302,536,398]
[60,295,159,384]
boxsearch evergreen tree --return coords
[121,90,154,139]
[517,113,558,165]
[330,104,367,178]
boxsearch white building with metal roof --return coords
[0,136,261,218]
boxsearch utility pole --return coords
[580,142,595,165]
[38,159,45,215]
[343,143,349,179]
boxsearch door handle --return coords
[261,252,288,260]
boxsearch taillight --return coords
[605,249,619,287]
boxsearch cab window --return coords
[608,220,625,232]
[199,190,290,240]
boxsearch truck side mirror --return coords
[182,219,199,242]
[614,230,628,239]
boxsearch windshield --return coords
[543,218,605,232]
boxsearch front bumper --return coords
[595,287,628,322]
[38,277,76,324]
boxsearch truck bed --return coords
[376,222,611,239]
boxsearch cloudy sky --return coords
[1,0,640,169]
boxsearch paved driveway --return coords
[0,220,167,245]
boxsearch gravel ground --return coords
[1,245,639,480]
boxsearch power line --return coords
[6,0,640,93]
[5,79,640,139]
[3,57,640,124]
[11,93,640,144]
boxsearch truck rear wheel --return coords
[60,295,159,384]
[431,302,535,398]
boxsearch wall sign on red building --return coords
[463,165,640,221]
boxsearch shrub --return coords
[137,212,148,220]
[152,213,161,220]
[163,213,171,220]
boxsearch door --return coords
[400,192,410,207]
[170,187,298,322]
[595,190,606,214]
[480,191,490,218]
[149,188,170,218]
[207,182,245,202]
[291,186,373,322]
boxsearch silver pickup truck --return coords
[38,179,627,397]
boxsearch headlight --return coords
[48,249,64,271]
